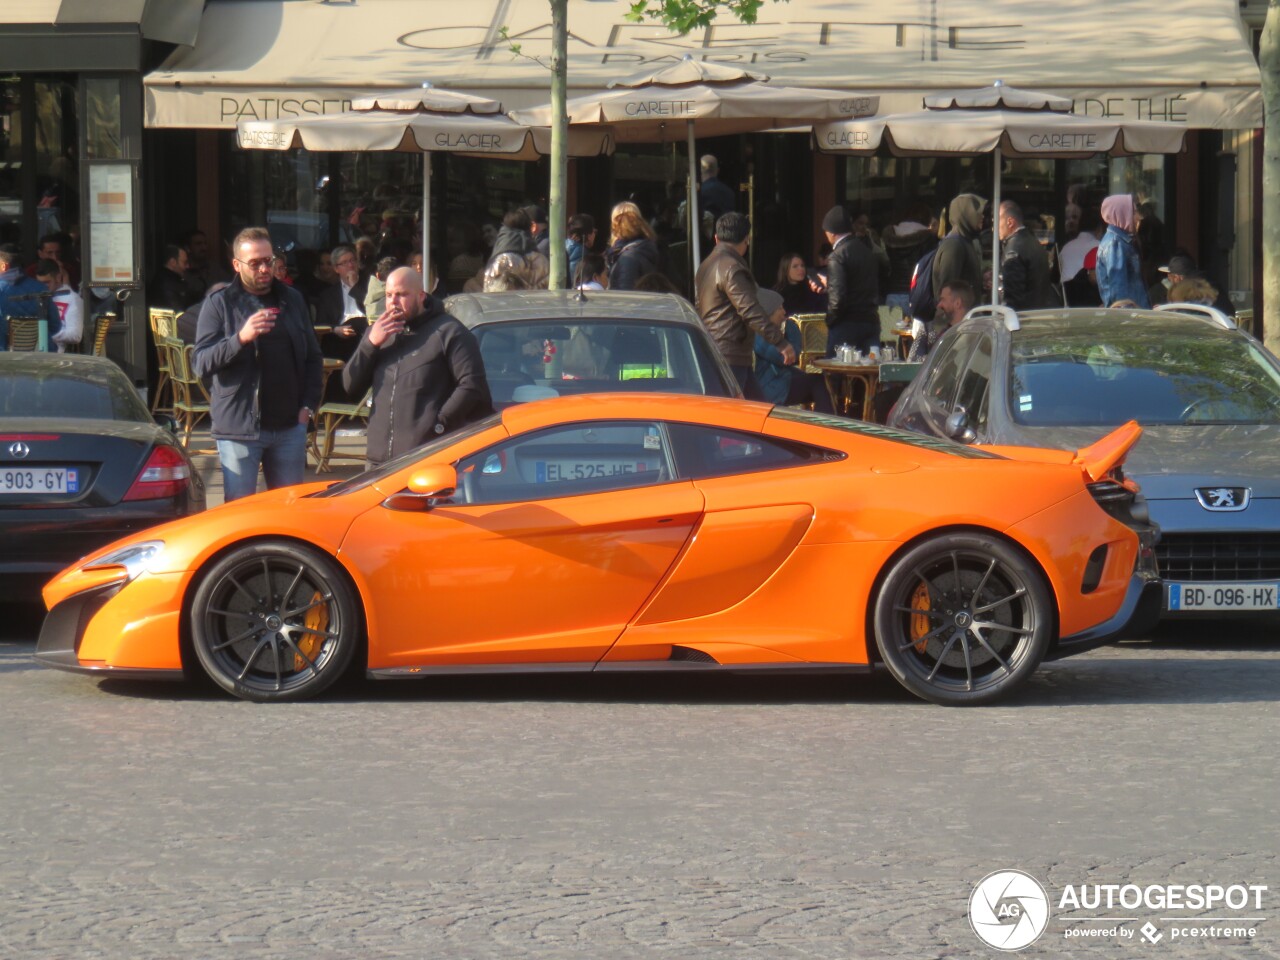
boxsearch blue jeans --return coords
[217,423,308,502]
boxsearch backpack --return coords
[906,246,938,321]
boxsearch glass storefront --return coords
[222,139,546,291]
[838,153,1167,243]
[0,75,79,252]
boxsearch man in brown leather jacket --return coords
[695,212,795,399]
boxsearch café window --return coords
[0,76,79,252]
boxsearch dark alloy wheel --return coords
[190,541,360,702]
[873,533,1052,705]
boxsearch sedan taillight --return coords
[123,446,190,501]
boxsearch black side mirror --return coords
[945,407,977,444]
[153,413,178,434]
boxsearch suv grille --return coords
[1156,534,1280,581]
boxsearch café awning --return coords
[0,0,204,69]
[144,0,1261,130]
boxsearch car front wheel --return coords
[190,541,360,702]
[873,533,1052,705]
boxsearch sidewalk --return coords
[190,424,369,508]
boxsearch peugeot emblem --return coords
[1194,487,1250,512]
[7,441,29,459]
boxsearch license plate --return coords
[1166,582,1280,611]
[534,459,648,483]
[0,467,80,495]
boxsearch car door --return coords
[951,333,995,442]
[342,419,704,669]
[902,331,978,440]
[603,422,827,661]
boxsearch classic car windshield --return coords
[1010,331,1280,426]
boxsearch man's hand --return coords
[334,320,358,338]
[780,342,798,366]
[808,274,828,294]
[367,307,406,347]
[237,308,277,344]
[298,406,312,425]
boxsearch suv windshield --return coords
[1010,331,1280,426]
[475,320,729,407]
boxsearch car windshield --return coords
[475,319,728,407]
[1010,331,1280,426]
[309,414,503,498]
[0,371,150,421]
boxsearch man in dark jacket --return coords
[998,200,1057,310]
[194,226,323,501]
[343,267,493,466]
[150,244,194,311]
[933,194,986,303]
[821,205,880,353]
[694,212,794,399]
[313,243,369,362]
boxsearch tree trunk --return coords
[548,0,568,290]
[1262,3,1280,353]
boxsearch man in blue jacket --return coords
[0,244,50,350]
[193,227,322,501]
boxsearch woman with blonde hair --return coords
[604,201,662,291]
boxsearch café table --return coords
[811,358,881,422]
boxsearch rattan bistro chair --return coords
[5,316,42,352]
[91,311,116,357]
[312,391,372,473]
[792,313,829,371]
[166,339,211,449]
[148,308,178,413]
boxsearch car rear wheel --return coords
[190,541,360,702]
[873,533,1051,705]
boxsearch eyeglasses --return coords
[333,257,357,268]
[235,257,274,271]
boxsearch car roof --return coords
[963,307,1244,343]
[445,290,703,329]
[500,392,771,434]
[0,352,133,384]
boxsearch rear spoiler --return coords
[1072,420,1142,484]
[983,420,1143,485]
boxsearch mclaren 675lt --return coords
[37,394,1159,706]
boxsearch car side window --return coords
[921,332,976,431]
[454,420,675,504]
[954,334,993,432]
[665,422,836,480]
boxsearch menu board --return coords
[87,163,136,283]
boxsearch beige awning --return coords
[2,0,204,44]
[145,0,1262,130]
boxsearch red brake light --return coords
[123,445,190,501]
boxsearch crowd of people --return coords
[127,160,1238,498]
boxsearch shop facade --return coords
[1,1,201,384]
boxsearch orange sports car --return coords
[36,394,1160,706]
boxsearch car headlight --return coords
[82,540,165,582]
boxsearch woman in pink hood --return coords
[1095,194,1149,308]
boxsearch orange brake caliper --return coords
[910,582,932,652]
[295,591,328,670]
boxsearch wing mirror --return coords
[382,464,458,512]
[945,407,977,445]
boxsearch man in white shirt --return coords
[34,258,82,351]
[1060,208,1104,283]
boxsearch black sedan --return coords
[888,304,1280,620]
[0,353,205,601]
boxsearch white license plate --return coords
[1166,582,1280,611]
[0,467,81,495]
[534,459,649,483]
